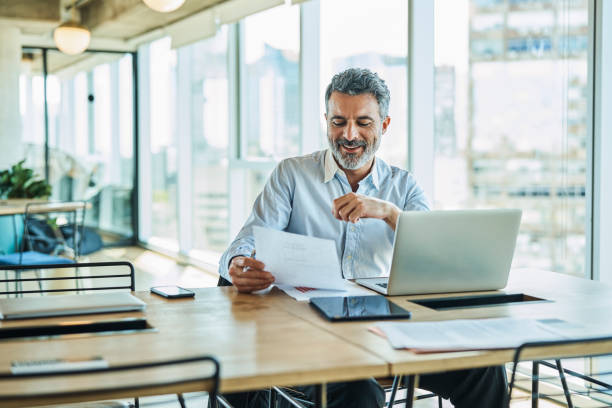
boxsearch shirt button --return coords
[347,255,352,260]
[351,226,356,232]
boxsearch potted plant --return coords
[0,160,51,202]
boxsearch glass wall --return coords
[186,27,230,253]
[242,6,300,160]
[148,37,179,248]
[19,50,135,240]
[130,0,596,277]
[434,0,589,276]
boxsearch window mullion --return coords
[407,0,435,203]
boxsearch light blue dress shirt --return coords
[218,149,430,281]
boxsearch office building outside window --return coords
[434,0,589,276]
[185,27,231,253]
[242,6,300,160]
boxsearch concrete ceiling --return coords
[1,0,227,75]
[79,0,225,40]
[1,0,225,38]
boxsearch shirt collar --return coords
[323,149,380,190]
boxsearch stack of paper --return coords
[374,317,609,352]
[277,281,376,302]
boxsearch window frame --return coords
[590,0,612,282]
[136,0,610,282]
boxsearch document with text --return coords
[374,317,610,352]
[254,226,345,290]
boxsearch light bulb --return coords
[53,22,91,55]
[143,0,186,13]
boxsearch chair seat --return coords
[0,251,75,266]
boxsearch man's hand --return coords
[228,256,275,293]
[332,192,401,231]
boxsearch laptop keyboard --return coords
[376,282,388,288]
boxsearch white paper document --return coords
[375,317,608,351]
[254,226,345,290]
[277,280,377,302]
[11,357,109,374]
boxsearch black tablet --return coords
[310,295,411,322]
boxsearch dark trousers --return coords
[219,365,507,408]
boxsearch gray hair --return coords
[325,68,390,120]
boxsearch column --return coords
[0,25,23,169]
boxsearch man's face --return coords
[326,91,390,171]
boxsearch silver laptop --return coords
[0,292,146,320]
[356,209,522,296]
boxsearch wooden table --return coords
[0,269,611,407]
[271,269,612,376]
[0,201,90,216]
[0,288,387,407]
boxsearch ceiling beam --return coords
[0,0,60,21]
[78,0,143,31]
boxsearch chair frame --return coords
[0,261,135,296]
[507,336,612,408]
[0,354,220,407]
[2,201,88,295]
[19,201,88,264]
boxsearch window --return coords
[319,0,409,168]
[148,37,179,247]
[19,50,135,240]
[434,0,589,276]
[241,5,300,160]
[185,27,230,253]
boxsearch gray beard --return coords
[329,136,381,170]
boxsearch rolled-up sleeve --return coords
[218,160,294,280]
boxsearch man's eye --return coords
[332,121,345,126]
[358,122,372,127]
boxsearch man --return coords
[218,68,507,407]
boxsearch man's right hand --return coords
[228,256,275,293]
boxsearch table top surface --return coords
[0,268,611,406]
[0,201,90,216]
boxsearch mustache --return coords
[336,139,367,148]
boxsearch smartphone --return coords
[150,285,195,299]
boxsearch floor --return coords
[16,246,579,407]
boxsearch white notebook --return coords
[0,292,146,320]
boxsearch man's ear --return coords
[382,116,391,134]
[324,113,328,121]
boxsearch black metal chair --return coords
[0,261,221,408]
[0,261,135,296]
[0,201,87,296]
[507,336,612,408]
[385,375,442,407]
[0,354,220,408]
[218,276,232,287]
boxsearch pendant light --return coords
[53,1,90,55]
[143,0,186,13]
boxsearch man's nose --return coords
[344,123,359,140]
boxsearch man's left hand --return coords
[332,192,400,231]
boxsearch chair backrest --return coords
[217,276,232,287]
[0,354,220,407]
[0,261,135,296]
[22,201,87,260]
[507,336,612,408]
